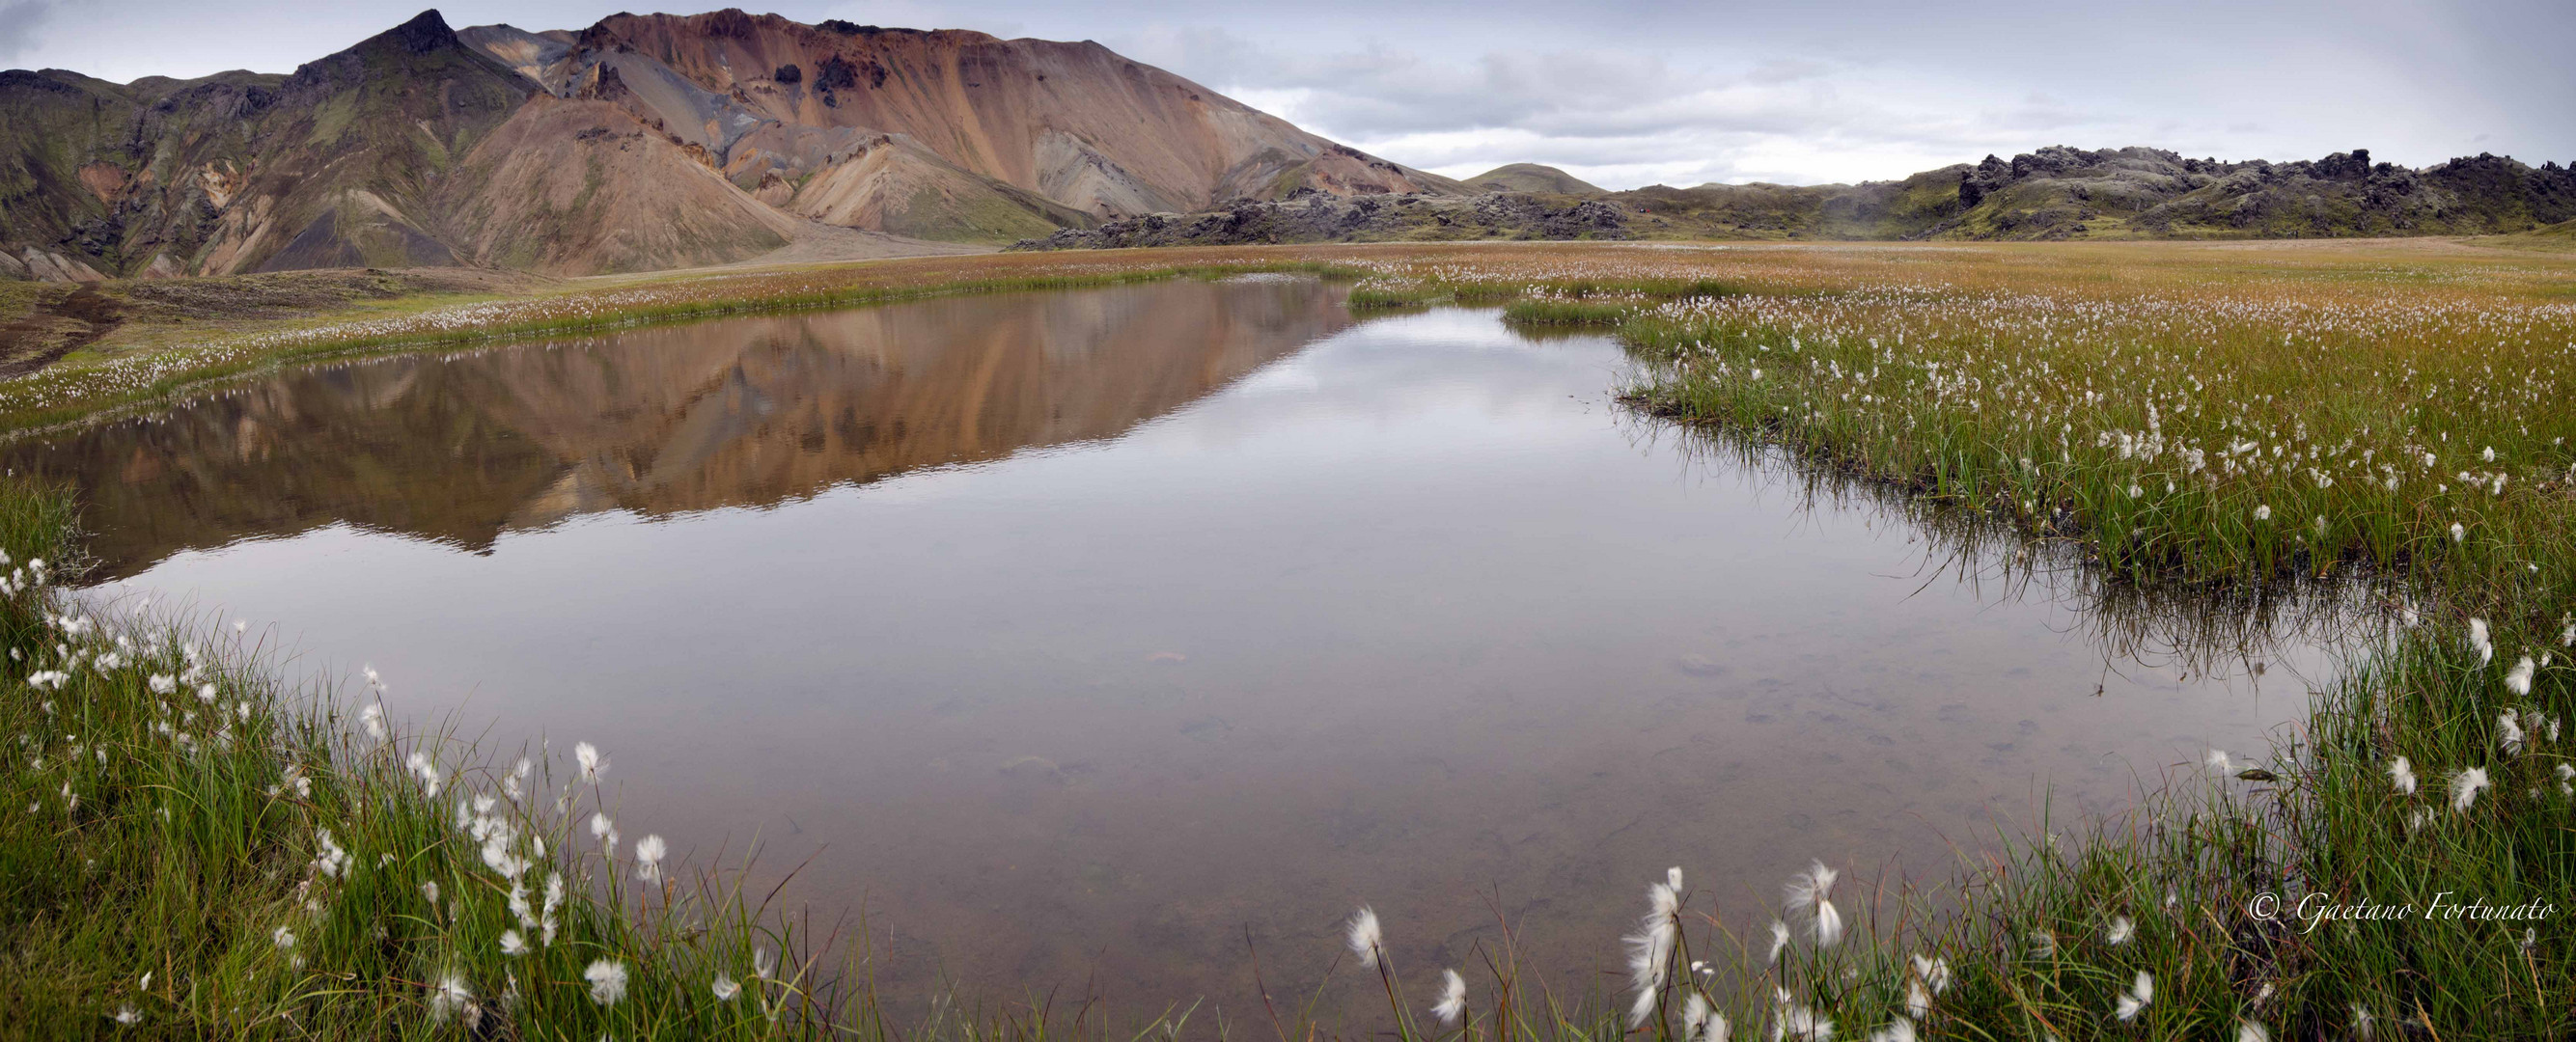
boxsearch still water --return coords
[14,276,2340,1017]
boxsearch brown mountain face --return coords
[14,277,1355,576]
[0,9,1466,280]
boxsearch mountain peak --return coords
[384,10,458,55]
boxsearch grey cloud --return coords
[0,0,53,62]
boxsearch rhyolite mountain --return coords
[8,13,2576,280]
[0,8,1465,279]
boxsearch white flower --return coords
[575,742,607,783]
[584,959,628,1005]
[2104,916,2134,945]
[2469,618,2493,666]
[500,930,529,956]
[1904,978,1931,1020]
[2451,522,2466,543]
[2237,1021,2270,1042]
[429,973,473,1021]
[2451,766,2491,812]
[635,835,667,883]
[2351,1003,2373,1039]
[2500,710,2527,756]
[148,673,176,696]
[272,925,296,950]
[1909,953,1952,996]
[1345,906,1384,969]
[359,702,388,743]
[113,1006,140,1026]
[713,974,742,1001]
[2254,505,2271,521]
[1868,1018,1918,1042]
[1784,861,1842,947]
[2115,971,2153,1021]
[2389,756,2418,796]
[1683,991,1728,1042]
[2206,749,2232,773]
[1431,968,1467,1025]
[2507,656,2534,697]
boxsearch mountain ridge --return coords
[6,12,2573,278]
[0,8,1466,280]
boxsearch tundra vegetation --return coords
[4,238,2574,1038]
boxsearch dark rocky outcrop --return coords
[1013,190,1628,250]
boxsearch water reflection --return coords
[22,275,1352,577]
[20,281,2357,1025]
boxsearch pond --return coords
[10,275,2347,1019]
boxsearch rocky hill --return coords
[1465,164,1605,195]
[1024,146,2576,249]
[0,8,1464,279]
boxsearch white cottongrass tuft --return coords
[1910,953,1952,996]
[1345,906,1385,969]
[1783,861,1842,947]
[1868,1018,1918,1042]
[2500,710,2527,756]
[499,930,528,957]
[575,741,608,783]
[713,974,742,1002]
[2469,618,2494,666]
[114,1006,141,1025]
[2115,971,2153,1022]
[2205,749,2232,773]
[1683,991,1729,1042]
[584,959,628,1005]
[2104,916,2134,945]
[1765,919,1790,966]
[1626,884,1679,1027]
[1771,988,1832,1042]
[2237,1021,2270,1042]
[635,835,667,883]
[1904,977,1931,1020]
[271,925,295,950]
[1432,968,1467,1025]
[2254,505,2271,521]
[428,973,473,1022]
[2506,656,2534,697]
[2451,766,2491,811]
[2389,756,2418,796]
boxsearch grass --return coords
[8,237,2576,1037]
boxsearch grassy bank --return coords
[0,478,874,1036]
[1592,246,2576,1038]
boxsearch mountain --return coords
[1465,164,1604,196]
[1626,146,2576,240]
[0,8,1466,279]
[1028,146,2576,249]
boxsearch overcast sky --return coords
[4,0,2568,189]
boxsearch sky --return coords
[3,0,2568,190]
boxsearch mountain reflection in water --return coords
[24,275,1351,577]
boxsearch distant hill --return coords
[1028,146,2576,249]
[0,8,1467,279]
[1465,164,1604,195]
[1620,147,2576,241]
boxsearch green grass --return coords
[1596,260,2576,1037]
